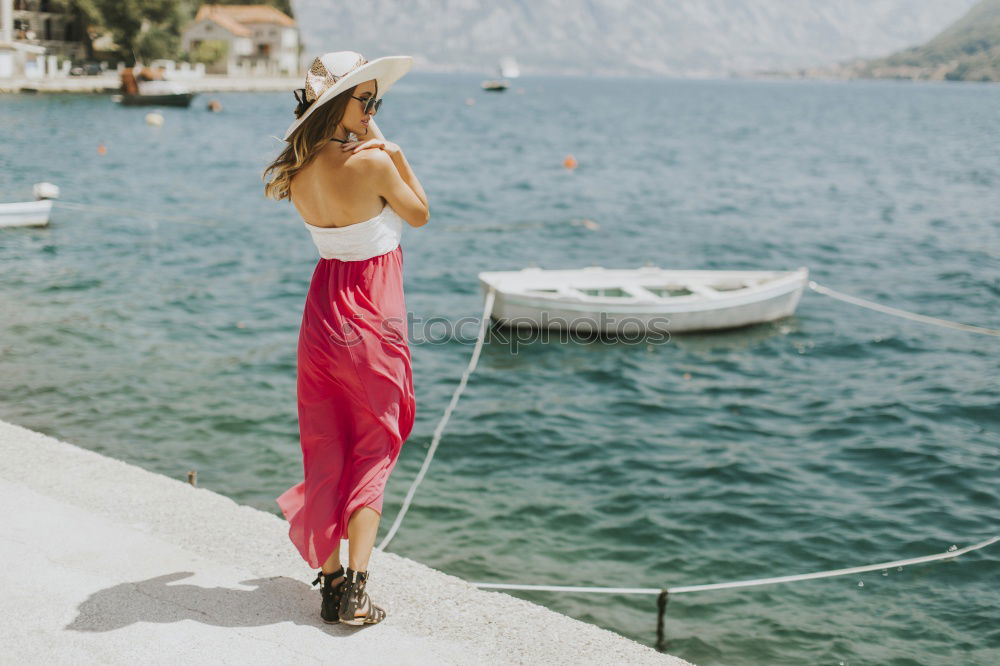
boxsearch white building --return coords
[0,0,83,78]
[181,4,299,76]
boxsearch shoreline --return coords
[0,74,303,94]
[0,417,694,665]
[2,72,995,95]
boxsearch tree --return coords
[49,0,103,60]
[89,0,198,64]
[51,0,297,65]
[188,39,228,66]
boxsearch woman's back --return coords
[289,141,387,229]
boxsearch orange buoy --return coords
[563,154,577,169]
[97,143,107,155]
[207,99,222,112]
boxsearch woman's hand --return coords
[342,138,400,156]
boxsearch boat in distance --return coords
[111,92,196,107]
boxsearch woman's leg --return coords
[346,506,381,571]
[321,542,343,575]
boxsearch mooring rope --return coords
[371,278,996,650]
[378,278,997,551]
[809,280,1000,336]
[470,535,999,595]
[375,285,496,552]
[471,535,999,652]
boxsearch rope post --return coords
[655,588,669,652]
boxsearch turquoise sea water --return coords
[1,73,998,665]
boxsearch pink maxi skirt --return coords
[276,244,416,569]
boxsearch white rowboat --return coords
[0,199,54,228]
[477,265,810,334]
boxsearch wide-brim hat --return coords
[283,51,412,141]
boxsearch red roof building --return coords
[182,4,300,75]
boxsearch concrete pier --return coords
[0,418,694,665]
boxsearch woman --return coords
[262,51,428,626]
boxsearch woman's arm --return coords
[369,151,429,228]
[367,118,429,211]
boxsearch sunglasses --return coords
[351,94,382,115]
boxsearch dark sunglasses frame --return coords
[351,94,382,115]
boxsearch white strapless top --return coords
[303,202,404,261]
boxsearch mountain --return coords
[293,0,979,78]
[854,0,1000,81]
[769,0,1000,81]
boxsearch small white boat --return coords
[482,58,516,91]
[477,265,810,334]
[0,182,59,228]
[0,200,53,228]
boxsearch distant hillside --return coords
[789,0,1000,82]
[868,0,1000,80]
[294,0,977,78]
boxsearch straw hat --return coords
[283,51,413,141]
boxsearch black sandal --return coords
[312,565,346,624]
[338,567,387,625]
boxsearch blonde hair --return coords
[261,86,358,201]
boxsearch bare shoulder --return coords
[323,146,387,172]
[351,148,394,168]
[342,149,395,185]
